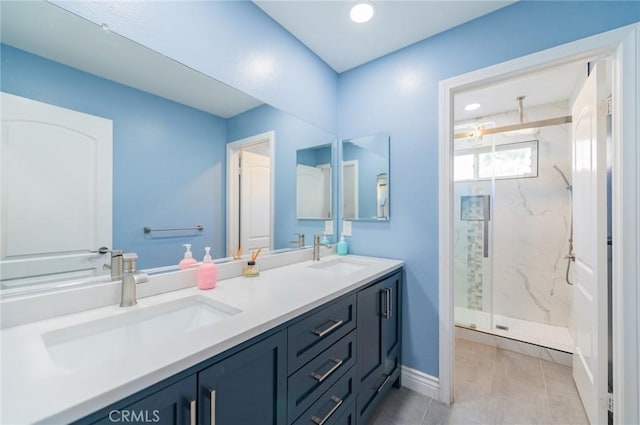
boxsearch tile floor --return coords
[368,337,589,425]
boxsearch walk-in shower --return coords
[453,96,575,353]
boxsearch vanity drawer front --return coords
[288,294,356,374]
[288,331,356,423]
[332,401,356,425]
[292,366,356,425]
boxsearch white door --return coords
[240,149,271,252]
[296,164,325,218]
[0,92,113,288]
[571,62,608,425]
[342,160,359,220]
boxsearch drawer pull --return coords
[209,389,216,425]
[382,288,392,319]
[310,358,343,382]
[377,374,391,393]
[312,319,343,337]
[311,395,343,425]
[189,400,196,425]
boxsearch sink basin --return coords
[42,295,241,371]
[308,257,372,274]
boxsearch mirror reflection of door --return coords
[227,133,273,255]
[342,160,359,220]
[0,93,113,288]
[240,145,271,251]
[296,165,331,219]
[295,144,333,220]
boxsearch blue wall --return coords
[54,0,338,133]
[337,1,639,377]
[11,0,638,379]
[297,146,332,168]
[227,105,337,246]
[1,44,227,269]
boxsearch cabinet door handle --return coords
[209,389,216,425]
[189,400,196,425]
[377,374,391,393]
[382,288,392,319]
[311,395,343,425]
[312,319,343,337]
[310,358,343,382]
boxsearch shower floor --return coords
[455,306,573,353]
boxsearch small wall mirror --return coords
[296,144,333,220]
[341,133,390,221]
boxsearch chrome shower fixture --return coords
[454,95,572,140]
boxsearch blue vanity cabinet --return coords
[91,375,197,425]
[82,331,286,425]
[355,270,402,424]
[197,329,287,425]
[75,267,402,425]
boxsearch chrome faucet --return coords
[289,233,305,248]
[120,253,148,308]
[313,234,332,261]
[95,247,124,281]
[107,250,124,281]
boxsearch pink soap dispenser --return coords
[179,244,198,269]
[197,247,217,290]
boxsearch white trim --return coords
[438,23,639,425]
[612,25,640,424]
[226,131,276,253]
[400,365,439,400]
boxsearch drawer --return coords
[292,366,356,425]
[288,331,356,423]
[288,294,356,374]
[356,353,399,424]
[332,401,355,425]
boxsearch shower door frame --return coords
[438,23,639,424]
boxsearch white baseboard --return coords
[400,365,439,400]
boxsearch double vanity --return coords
[0,250,403,425]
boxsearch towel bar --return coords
[143,225,204,234]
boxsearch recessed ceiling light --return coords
[464,103,481,111]
[350,1,375,23]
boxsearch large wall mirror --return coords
[296,144,333,220]
[0,1,336,294]
[341,134,390,221]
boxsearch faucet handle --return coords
[123,253,138,273]
[92,246,124,255]
[289,233,305,247]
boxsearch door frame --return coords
[438,23,639,424]
[226,131,275,254]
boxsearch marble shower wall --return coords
[453,101,573,328]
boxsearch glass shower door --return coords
[453,133,495,332]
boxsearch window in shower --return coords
[454,140,539,181]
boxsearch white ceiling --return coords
[3,1,584,123]
[254,0,516,72]
[454,60,587,122]
[0,1,263,118]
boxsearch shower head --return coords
[502,96,540,136]
[553,165,572,192]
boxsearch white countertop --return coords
[0,254,403,424]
